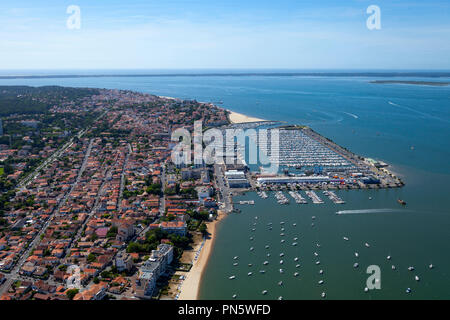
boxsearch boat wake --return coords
[335,208,411,215]
[343,112,359,119]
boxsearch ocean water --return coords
[1,73,449,299]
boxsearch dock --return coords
[305,190,324,204]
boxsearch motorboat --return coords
[229,276,236,280]
[353,263,359,268]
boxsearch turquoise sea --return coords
[1,72,449,299]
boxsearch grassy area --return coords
[0,167,4,176]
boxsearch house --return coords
[114,252,133,272]
[73,282,108,300]
[160,221,187,236]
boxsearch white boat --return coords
[293,237,298,241]
[355,252,359,258]
[233,263,238,266]
[293,223,297,226]
[281,239,285,243]
[267,253,271,257]
[316,243,321,248]
[260,270,265,274]
[250,247,254,251]
[369,197,372,200]
[278,296,283,300]
[365,243,370,248]
[406,288,412,293]
[280,233,285,236]
[250,237,254,240]
[408,266,415,271]
[429,264,434,269]
[312,216,316,220]
[280,260,284,264]
[343,237,349,241]
[392,265,396,270]
[278,281,283,286]
[315,261,320,265]
[263,261,269,265]
[280,222,285,225]
[232,294,237,299]
[262,290,268,295]
[319,270,324,275]
[296,264,300,268]
[415,276,420,281]
[279,269,284,273]
[234,256,239,260]
[248,272,253,276]
[353,263,359,268]
[292,242,298,246]
[280,253,284,257]
[229,276,236,280]
[318,280,324,285]
[294,272,299,277]
[321,292,326,298]
[364,287,369,292]
[311,223,315,227]
[265,245,270,249]
[387,255,391,260]
[314,252,319,257]
[294,257,299,262]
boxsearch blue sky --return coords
[0,0,449,69]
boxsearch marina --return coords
[323,190,345,204]
[288,191,308,204]
[274,191,290,205]
[305,190,324,204]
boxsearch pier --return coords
[305,190,324,204]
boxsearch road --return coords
[214,164,233,213]
[0,139,94,296]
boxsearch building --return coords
[225,170,250,188]
[135,244,174,298]
[114,252,133,272]
[257,175,339,185]
[159,221,187,236]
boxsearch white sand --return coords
[228,110,265,124]
[178,211,226,300]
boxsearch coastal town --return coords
[0,86,230,300]
[0,85,404,300]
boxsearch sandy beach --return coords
[227,110,266,124]
[177,210,226,300]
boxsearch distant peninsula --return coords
[370,80,450,86]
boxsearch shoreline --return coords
[177,210,227,300]
[227,110,266,124]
